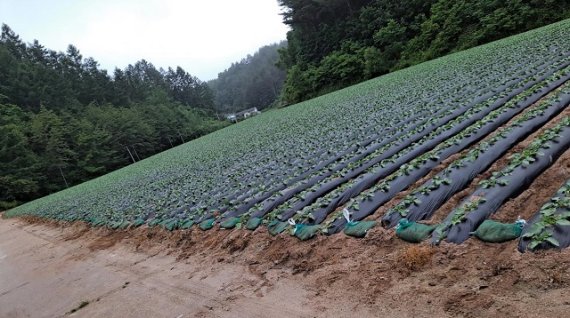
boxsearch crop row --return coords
[301,64,570,235]
[384,82,570,227]
[433,116,570,244]
[519,180,570,251]
[5,19,570,237]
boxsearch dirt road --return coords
[0,219,314,318]
[2,216,570,318]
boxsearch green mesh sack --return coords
[294,224,320,241]
[161,219,179,231]
[268,220,289,236]
[199,218,215,231]
[472,220,524,243]
[245,217,262,230]
[180,220,194,229]
[148,218,162,227]
[220,217,241,229]
[396,219,437,243]
[119,220,130,229]
[132,218,146,228]
[91,218,106,227]
[344,221,377,238]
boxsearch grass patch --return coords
[399,245,434,270]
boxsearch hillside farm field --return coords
[5,19,570,252]
[3,18,570,318]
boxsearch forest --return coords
[0,24,228,209]
[209,42,287,114]
[276,0,570,103]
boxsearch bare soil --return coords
[2,213,570,318]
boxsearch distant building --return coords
[226,107,261,122]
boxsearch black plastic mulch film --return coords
[216,57,569,225]
[215,70,484,219]
[518,180,570,252]
[383,81,570,228]
[178,49,569,226]
[432,118,570,244]
[323,65,570,229]
[326,63,570,234]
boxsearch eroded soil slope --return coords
[2,215,570,318]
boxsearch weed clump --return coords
[399,245,434,270]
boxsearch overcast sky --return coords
[0,0,289,80]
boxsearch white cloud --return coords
[0,0,289,80]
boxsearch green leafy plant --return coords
[522,181,570,250]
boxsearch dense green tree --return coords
[277,0,570,104]
[0,25,228,208]
[165,66,213,109]
[0,104,40,208]
[209,42,287,113]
